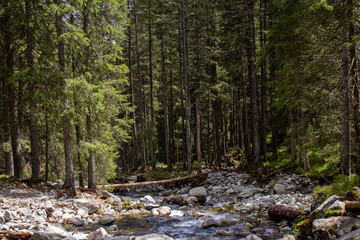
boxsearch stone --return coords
[278,235,296,240]
[69,217,84,226]
[202,218,218,228]
[237,188,262,199]
[88,227,108,240]
[313,216,356,237]
[185,196,198,205]
[273,183,286,193]
[73,199,100,215]
[4,210,12,222]
[140,195,156,204]
[189,187,207,204]
[52,210,63,218]
[135,234,173,240]
[77,208,89,218]
[100,214,117,225]
[157,206,172,215]
[245,234,263,240]
[313,195,341,216]
[221,213,241,224]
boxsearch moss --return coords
[294,218,312,240]
[324,209,342,218]
[314,174,360,198]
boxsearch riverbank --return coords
[0,171,316,239]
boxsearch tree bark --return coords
[56,0,76,197]
[268,204,302,222]
[181,0,192,173]
[128,12,138,170]
[148,0,155,170]
[341,46,351,176]
[26,0,40,180]
[246,0,261,164]
[134,0,146,170]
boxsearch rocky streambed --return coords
[0,170,334,240]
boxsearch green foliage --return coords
[314,174,360,198]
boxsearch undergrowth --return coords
[314,174,360,198]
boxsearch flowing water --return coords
[109,193,292,240]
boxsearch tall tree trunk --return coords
[346,0,360,175]
[26,0,40,180]
[128,16,138,170]
[56,0,75,196]
[134,0,146,170]
[341,46,351,176]
[181,0,192,173]
[160,23,171,171]
[260,0,267,162]
[148,0,155,170]
[0,9,13,176]
[83,2,96,191]
[45,107,49,182]
[246,0,261,164]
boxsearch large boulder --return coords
[189,187,207,204]
[313,216,360,238]
[73,199,100,215]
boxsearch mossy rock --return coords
[295,218,312,240]
[324,209,343,218]
[346,187,360,201]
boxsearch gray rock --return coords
[52,210,63,218]
[159,206,171,215]
[140,195,156,204]
[135,234,173,240]
[202,218,218,228]
[244,234,263,240]
[77,208,88,218]
[189,187,207,204]
[237,188,262,199]
[221,213,241,224]
[273,183,286,192]
[185,196,198,205]
[313,216,358,237]
[73,199,100,215]
[278,235,296,240]
[69,217,84,226]
[88,227,108,240]
[100,214,117,225]
[313,195,341,215]
[228,223,251,233]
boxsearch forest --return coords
[0,0,359,197]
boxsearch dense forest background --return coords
[0,0,359,195]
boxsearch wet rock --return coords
[73,199,99,215]
[162,194,187,205]
[228,223,253,233]
[189,187,207,204]
[202,217,218,228]
[185,196,198,205]
[88,227,108,240]
[220,213,241,225]
[312,195,341,218]
[135,234,173,240]
[140,195,156,204]
[100,214,117,225]
[151,206,171,216]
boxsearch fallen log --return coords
[345,201,360,213]
[99,171,213,192]
[0,230,32,240]
[268,204,302,222]
[336,228,360,240]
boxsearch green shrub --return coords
[314,174,360,198]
